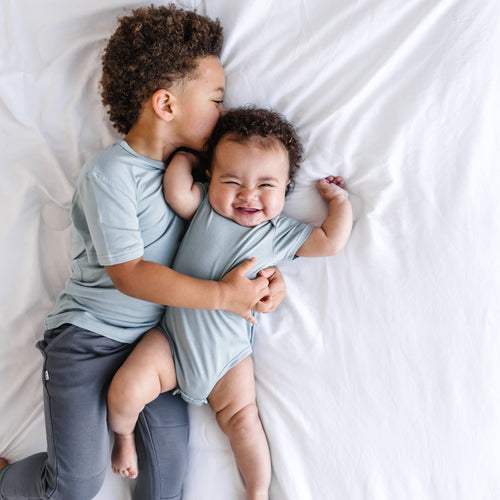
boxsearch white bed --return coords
[1,0,499,499]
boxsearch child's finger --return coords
[233,257,257,275]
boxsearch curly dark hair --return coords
[100,4,223,135]
[204,106,303,194]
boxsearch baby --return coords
[107,106,353,499]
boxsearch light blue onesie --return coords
[160,186,313,405]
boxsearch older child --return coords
[108,107,353,499]
[0,7,286,500]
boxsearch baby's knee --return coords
[108,370,143,413]
[218,403,261,439]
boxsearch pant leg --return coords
[133,392,189,500]
[0,324,134,500]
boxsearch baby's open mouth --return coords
[236,207,261,214]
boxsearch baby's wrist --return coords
[325,190,349,203]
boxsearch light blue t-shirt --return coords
[160,186,313,405]
[45,141,185,343]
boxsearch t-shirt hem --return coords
[44,315,147,344]
[98,247,144,266]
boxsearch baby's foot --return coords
[0,458,8,469]
[111,433,138,479]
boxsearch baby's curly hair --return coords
[205,107,303,194]
[100,4,223,135]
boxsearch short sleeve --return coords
[272,215,314,262]
[196,182,208,204]
[76,169,144,266]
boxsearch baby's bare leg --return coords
[209,356,270,500]
[107,328,176,479]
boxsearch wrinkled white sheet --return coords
[1,1,499,499]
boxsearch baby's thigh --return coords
[120,327,177,394]
[208,356,256,416]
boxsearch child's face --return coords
[208,137,290,227]
[174,56,226,151]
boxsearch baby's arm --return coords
[163,150,202,220]
[296,176,353,257]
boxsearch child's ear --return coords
[151,89,175,122]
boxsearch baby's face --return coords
[208,137,290,227]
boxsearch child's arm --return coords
[296,176,353,258]
[107,150,271,324]
[163,150,202,220]
[106,256,267,324]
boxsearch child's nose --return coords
[238,187,257,200]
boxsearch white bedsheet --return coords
[1,1,499,499]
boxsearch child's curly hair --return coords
[205,107,303,194]
[100,4,223,135]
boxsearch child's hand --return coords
[317,175,349,202]
[218,258,270,324]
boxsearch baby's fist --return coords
[317,176,348,201]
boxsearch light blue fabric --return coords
[45,141,185,343]
[160,186,313,405]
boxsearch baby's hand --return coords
[317,175,349,202]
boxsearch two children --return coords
[0,5,285,499]
[108,107,353,499]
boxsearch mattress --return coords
[1,0,499,498]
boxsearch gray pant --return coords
[0,324,188,500]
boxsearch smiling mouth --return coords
[236,207,261,215]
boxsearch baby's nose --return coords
[238,187,257,199]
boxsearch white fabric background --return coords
[1,1,499,499]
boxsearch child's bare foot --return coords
[0,457,8,469]
[111,433,138,479]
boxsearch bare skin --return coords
[0,458,8,469]
[108,330,270,499]
[108,178,351,499]
[109,328,176,479]
[209,357,271,499]
[109,138,352,499]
